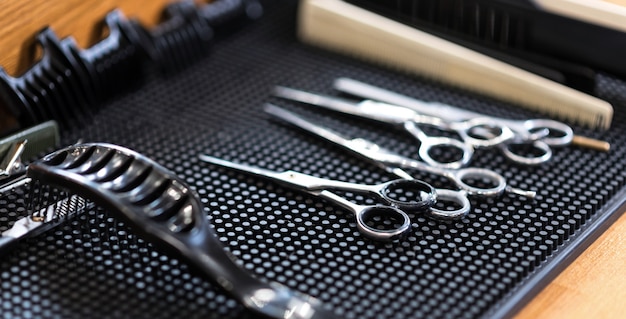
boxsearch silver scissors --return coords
[198,155,439,242]
[273,86,474,169]
[332,78,575,166]
[264,104,535,203]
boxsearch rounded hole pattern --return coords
[2,2,626,319]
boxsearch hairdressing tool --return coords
[264,104,535,202]
[24,143,338,319]
[273,85,558,166]
[272,86,474,169]
[345,0,626,78]
[0,191,91,252]
[333,77,611,153]
[199,155,436,240]
[297,0,614,129]
[0,121,60,193]
[273,85,557,166]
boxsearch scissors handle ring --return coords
[403,121,473,169]
[426,189,471,220]
[379,179,436,212]
[354,206,412,242]
[500,140,552,166]
[452,118,516,149]
[449,167,507,198]
[418,136,473,170]
[522,119,574,146]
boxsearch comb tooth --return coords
[473,3,481,38]
[501,13,509,46]
[451,0,461,31]
[483,7,495,42]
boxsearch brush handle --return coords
[27,143,338,319]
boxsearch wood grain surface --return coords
[0,1,625,318]
[515,211,626,319]
[0,0,174,76]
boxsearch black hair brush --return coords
[21,143,338,319]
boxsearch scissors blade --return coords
[333,77,483,122]
[272,86,417,125]
[198,155,280,177]
[264,104,419,179]
[199,154,347,191]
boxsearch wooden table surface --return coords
[515,211,626,319]
[1,1,626,318]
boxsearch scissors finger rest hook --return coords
[402,121,473,169]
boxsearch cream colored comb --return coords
[298,0,614,129]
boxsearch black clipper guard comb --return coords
[26,143,339,319]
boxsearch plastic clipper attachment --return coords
[67,10,153,106]
[0,0,260,133]
[142,1,215,74]
[199,0,264,35]
[0,29,95,130]
[0,12,151,132]
[26,144,199,235]
[26,143,338,319]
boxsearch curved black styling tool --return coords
[26,143,338,319]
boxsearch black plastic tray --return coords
[1,2,626,318]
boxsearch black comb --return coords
[343,0,617,93]
[25,143,339,319]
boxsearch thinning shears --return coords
[264,104,535,205]
[273,86,474,169]
[199,155,438,242]
[331,78,578,166]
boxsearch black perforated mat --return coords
[2,2,626,319]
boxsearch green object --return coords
[0,120,59,162]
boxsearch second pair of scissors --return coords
[199,154,439,242]
[272,83,572,166]
[331,78,584,165]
